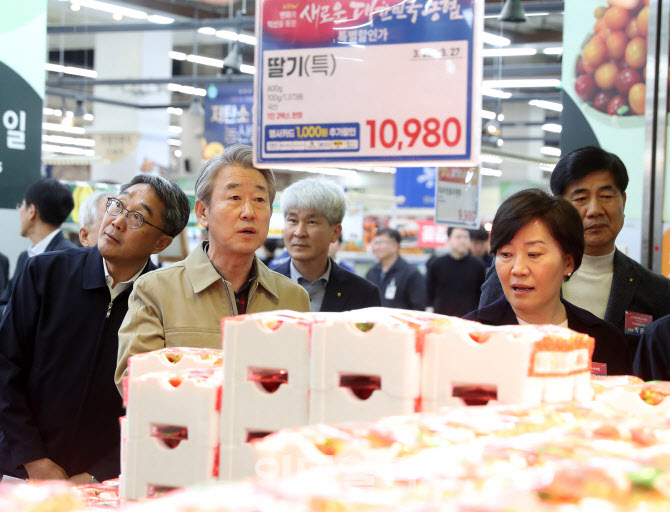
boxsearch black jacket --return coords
[365,257,426,311]
[464,296,632,375]
[633,314,670,381]
[274,258,381,312]
[478,249,670,362]
[0,230,77,306]
[0,246,156,480]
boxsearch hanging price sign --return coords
[435,166,479,228]
[253,0,482,167]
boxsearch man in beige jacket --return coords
[115,144,310,391]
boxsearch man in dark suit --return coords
[0,175,190,484]
[479,146,670,362]
[274,177,381,312]
[0,252,8,294]
[0,179,77,308]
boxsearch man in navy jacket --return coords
[274,177,381,312]
[0,175,190,483]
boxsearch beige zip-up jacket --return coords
[115,242,310,392]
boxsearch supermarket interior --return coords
[4,0,670,510]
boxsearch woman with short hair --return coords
[464,188,631,375]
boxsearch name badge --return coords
[624,311,653,336]
[591,362,607,376]
[384,278,397,300]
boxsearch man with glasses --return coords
[115,144,310,388]
[0,175,190,484]
[0,179,77,311]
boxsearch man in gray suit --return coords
[479,146,670,365]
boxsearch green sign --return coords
[0,1,46,209]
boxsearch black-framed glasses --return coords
[106,197,171,236]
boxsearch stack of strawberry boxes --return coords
[119,308,596,499]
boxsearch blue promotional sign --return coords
[394,167,435,208]
[203,83,253,156]
[254,0,482,167]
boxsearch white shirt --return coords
[517,316,569,328]
[102,259,145,300]
[27,229,62,258]
[562,248,615,320]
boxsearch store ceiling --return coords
[45,0,565,160]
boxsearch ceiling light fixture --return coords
[167,107,184,115]
[498,0,527,22]
[543,47,563,55]
[482,32,510,47]
[483,79,561,88]
[198,27,216,35]
[541,146,561,157]
[528,99,563,112]
[74,99,87,118]
[481,110,496,120]
[42,143,95,156]
[43,122,86,135]
[480,168,503,177]
[168,83,206,96]
[45,63,97,78]
[482,48,536,57]
[482,88,512,99]
[222,43,243,71]
[71,0,147,20]
[147,14,174,24]
[240,64,255,74]
[541,123,562,133]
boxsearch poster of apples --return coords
[562,0,655,263]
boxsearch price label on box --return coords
[253,0,482,167]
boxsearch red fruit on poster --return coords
[575,74,597,101]
[593,90,615,112]
[606,94,628,115]
[614,67,641,94]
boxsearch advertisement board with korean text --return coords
[203,83,254,159]
[434,166,479,228]
[0,3,45,208]
[254,0,482,167]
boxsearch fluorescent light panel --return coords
[541,146,561,157]
[483,79,561,88]
[70,0,173,23]
[529,99,563,112]
[43,122,86,135]
[167,107,183,115]
[481,110,496,120]
[43,134,95,147]
[42,143,95,156]
[168,83,206,96]
[480,167,502,177]
[481,153,503,164]
[45,63,97,78]
[482,88,512,99]
[543,47,563,55]
[482,48,537,57]
[542,123,562,133]
[482,32,510,47]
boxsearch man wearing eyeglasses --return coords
[115,144,310,389]
[0,175,190,485]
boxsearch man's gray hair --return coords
[120,175,191,237]
[78,190,108,228]
[280,177,347,226]
[195,144,276,208]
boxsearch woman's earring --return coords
[566,272,572,277]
